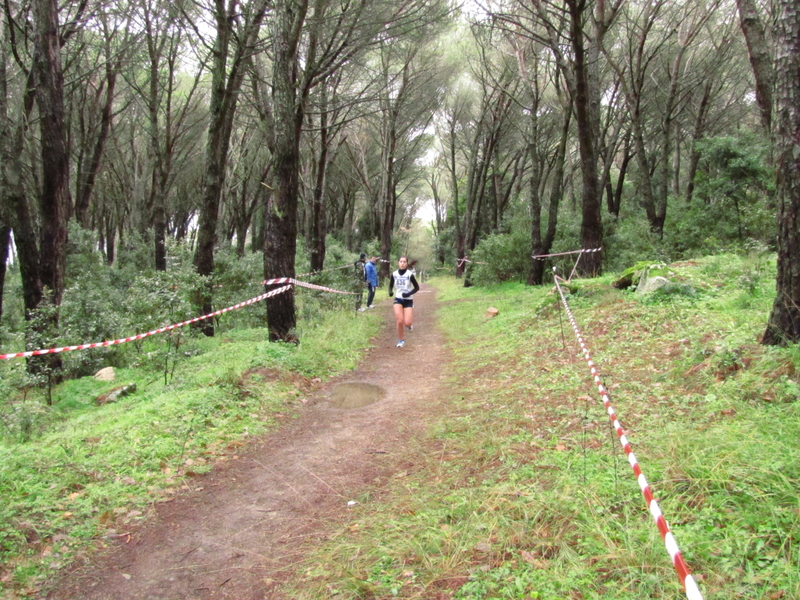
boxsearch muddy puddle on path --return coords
[329,382,386,409]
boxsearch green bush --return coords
[667,135,774,257]
[470,229,530,285]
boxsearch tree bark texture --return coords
[194,0,266,335]
[763,0,800,345]
[529,104,571,286]
[264,0,307,342]
[378,55,405,280]
[145,16,168,272]
[0,46,43,317]
[193,1,235,334]
[33,0,70,308]
[378,117,398,279]
[567,0,603,275]
[685,81,713,204]
[0,224,10,323]
[308,84,329,273]
[736,0,774,134]
[447,110,465,277]
[74,45,117,227]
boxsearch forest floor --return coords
[46,285,448,600]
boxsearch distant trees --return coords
[0,0,797,349]
[375,34,447,278]
[0,0,457,345]
[1,0,76,373]
[603,0,722,237]
[137,0,202,271]
[193,0,267,336]
[416,0,776,289]
[263,0,449,340]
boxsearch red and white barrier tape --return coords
[296,258,391,278]
[263,278,355,294]
[552,270,702,600]
[533,247,602,260]
[0,285,294,361]
[295,263,354,279]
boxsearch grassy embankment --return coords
[0,302,382,598]
[286,254,799,599]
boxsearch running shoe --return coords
[367,305,376,309]
[396,340,405,348]
[357,307,366,312]
[406,325,413,331]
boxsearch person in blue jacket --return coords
[365,256,378,309]
[388,256,419,348]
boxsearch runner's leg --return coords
[393,302,404,341]
[404,306,413,329]
[367,285,376,307]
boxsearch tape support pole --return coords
[552,271,703,600]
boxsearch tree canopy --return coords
[1,0,798,354]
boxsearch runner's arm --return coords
[402,275,420,297]
[388,273,395,296]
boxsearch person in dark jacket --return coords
[354,253,366,311]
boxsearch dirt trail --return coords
[47,285,447,600]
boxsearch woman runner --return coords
[388,257,419,348]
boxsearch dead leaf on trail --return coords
[555,444,567,451]
[520,550,548,569]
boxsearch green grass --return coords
[283,255,800,599]
[0,304,381,597]
[3,253,798,599]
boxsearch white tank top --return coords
[392,269,414,298]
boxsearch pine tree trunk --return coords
[33,0,70,310]
[308,86,329,273]
[763,0,800,345]
[264,0,305,342]
[0,224,9,323]
[736,0,774,134]
[0,51,43,317]
[192,0,264,334]
[529,104,570,285]
[75,58,116,227]
[193,13,231,335]
[29,0,70,376]
[568,0,603,275]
